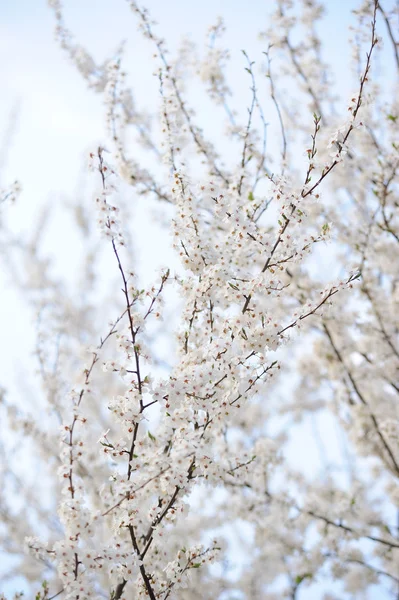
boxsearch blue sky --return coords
[0,1,396,598]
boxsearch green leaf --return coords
[100,441,114,448]
[191,562,202,568]
[248,191,254,201]
[295,573,312,585]
[148,431,156,442]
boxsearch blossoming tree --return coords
[1,0,398,598]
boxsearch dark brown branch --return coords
[323,324,399,478]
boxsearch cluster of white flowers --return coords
[1,0,397,598]
[198,18,231,106]
[0,180,21,205]
[89,149,125,245]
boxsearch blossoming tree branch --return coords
[1,0,398,598]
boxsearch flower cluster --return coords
[0,1,396,599]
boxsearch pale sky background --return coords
[0,1,396,598]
